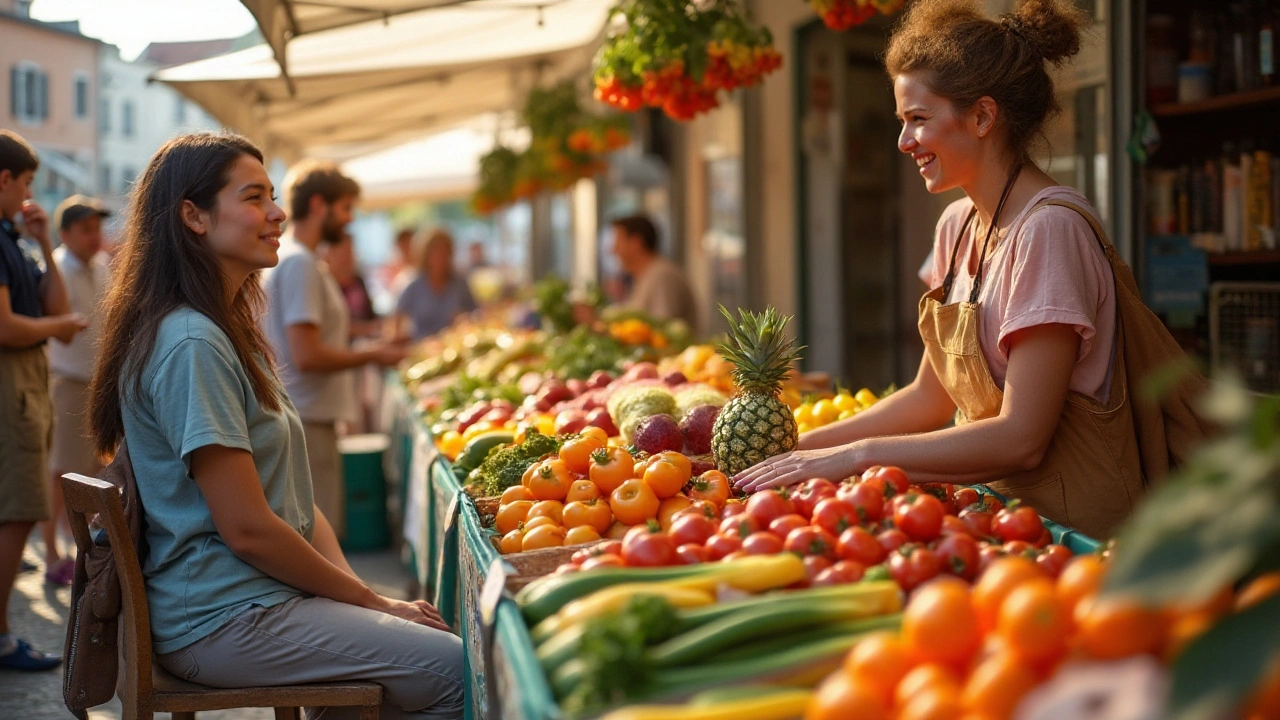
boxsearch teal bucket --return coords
[340,433,391,552]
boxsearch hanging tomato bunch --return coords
[806,0,905,32]
[472,82,631,216]
[593,0,782,122]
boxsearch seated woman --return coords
[388,229,477,342]
[86,133,463,720]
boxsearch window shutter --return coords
[10,67,17,118]
[37,71,48,120]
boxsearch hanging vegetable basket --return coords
[806,0,905,32]
[593,0,782,122]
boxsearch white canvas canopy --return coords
[153,0,612,160]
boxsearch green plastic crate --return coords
[339,434,391,552]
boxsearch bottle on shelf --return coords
[1223,142,1244,252]
[1261,0,1276,87]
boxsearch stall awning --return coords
[153,0,611,159]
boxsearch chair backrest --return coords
[61,472,155,713]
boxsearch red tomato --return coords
[1035,544,1073,578]
[669,514,717,547]
[705,533,742,560]
[992,506,1044,543]
[1003,540,1036,557]
[785,527,840,560]
[953,487,981,510]
[838,526,886,565]
[674,500,720,522]
[888,546,943,593]
[570,547,596,565]
[800,555,834,587]
[935,532,981,581]
[857,476,890,500]
[790,478,837,519]
[1034,527,1053,549]
[720,501,746,519]
[745,489,796,524]
[977,544,1006,575]
[597,540,623,557]
[893,494,946,542]
[719,515,760,539]
[621,525,675,567]
[837,481,886,523]
[865,466,911,496]
[579,554,625,571]
[959,508,995,538]
[941,515,974,537]
[811,498,861,537]
[877,528,909,555]
[768,513,809,539]
[813,560,866,586]
[742,531,785,555]
[675,543,711,565]
[919,484,958,514]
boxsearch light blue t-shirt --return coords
[393,273,478,341]
[123,307,315,654]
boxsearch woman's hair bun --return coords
[1004,0,1089,65]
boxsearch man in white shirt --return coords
[262,161,406,540]
[44,195,111,586]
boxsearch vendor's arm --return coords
[736,324,1078,490]
[0,287,86,347]
[311,505,357,577]
[798,353,958,450]
[287,322,405,372]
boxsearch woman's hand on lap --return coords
[373,596,452,632]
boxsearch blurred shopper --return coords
[0,130,87,671]
[389,229,477,342]
[43,195,113,587]
[610,214,698,330]
[323,229,379,339]
[87,132,462,717]
[263,161,406,540]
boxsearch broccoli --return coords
[476,429,562,497]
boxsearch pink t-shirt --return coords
[922,187,1117,403]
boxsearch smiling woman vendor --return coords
[735,0,1204,539]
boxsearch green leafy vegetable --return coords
[475,430,563,497]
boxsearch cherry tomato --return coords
[959,507,995,538]
[1034,527,1053,549]
[719,514,760,539]
[992,505,1044,543]
[799,555,834,587]
[877,528,909,555]
[813,560,866,586]
[838,526,886,565]
[857,475,890,501]
[621,525,675,567]
[894,494,945,542]
[742,531,785,555]
[977,544,1006,575]
[1036,544,1074,578]
[1003,540,1036,558]
[745,489,796,524]
[784,527,840,560]
[941,515,974,538]
[673,499,719,522]
[837,481,886,524]
[675,543,711,565]
[596,539,623,557]
[952,487,981,510]
[669,514,717,547]
[704,533,743,560]
[790,478,838,519]
[919,483,957,514]
[865,466,911,496]
[720,501,746,520]
[888,546,943,593]
[934,532,981,581]
[579,554,625,571]
[768,513,809,539]
[811,498,861,537]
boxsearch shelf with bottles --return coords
[1149,84,1280,117]
[1205,249,1280,265]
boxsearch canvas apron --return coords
[918,198,1146,540]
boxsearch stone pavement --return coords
[1,533,414,720]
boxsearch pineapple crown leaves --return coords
[716,305,804,395]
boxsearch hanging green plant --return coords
[472,145,520,216]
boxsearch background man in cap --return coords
[41,195,112,586]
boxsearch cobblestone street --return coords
[1,534,413,719]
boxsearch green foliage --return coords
[474,430,563,497]
[716,305,804,394]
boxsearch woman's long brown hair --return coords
[88,132,283,460]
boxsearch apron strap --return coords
[940,208,977,301]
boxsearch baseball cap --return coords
[54,194,111,230]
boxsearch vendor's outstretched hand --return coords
[733,445,857,493]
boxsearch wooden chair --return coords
[61,473,383,720]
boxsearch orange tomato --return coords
[523,516,559,531]
[499,527,525,554]
[564,525,602,546]
[495,500,533,535]
[654,451,692,480]
[521,524,566,551]
[610,478,660,526]
[560,435,605,475]
[898,687,963,720]
[563,499,612,533]
[895,664,962,710]
[589,447,634,494]
[644,459,687,499]
[1074,593,1167,660]
[804,672,890,720]
[903,577,982,670]
[500,485,535,504]
[973,556,1045,632]
[606,521,634,540]
[657,495,693,531]
[843,631,913,707]
[565,479,602,503]
[521,459,544,488]
[633,455,655,478]
[1237,571,1280,611]
[997,579,1069,667]
[530,459,572,501]
[961,650,1040,720]
[527,500,564,524]
[579,426,609,445]
[1056,554,1105,614]
[685,470,731,507]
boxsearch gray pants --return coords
[158,596,465,720]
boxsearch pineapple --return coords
[712,306,804,477]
